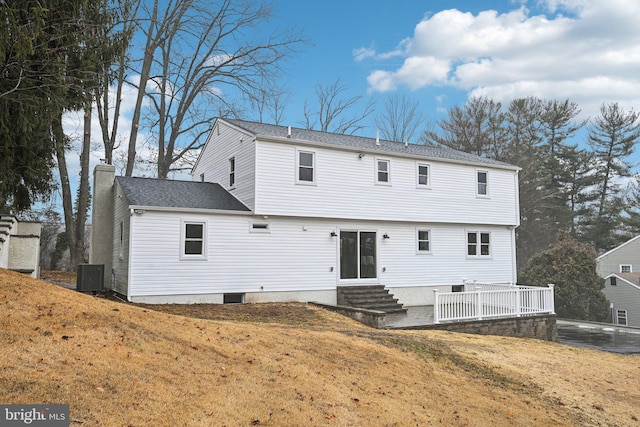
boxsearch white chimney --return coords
[287,125,292,138]
[375,130,380,146]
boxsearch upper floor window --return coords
[477,170,488,196]
[229,157,236,188]
[297,150,315,184]
[417,163,430,188]
[376,159,390,184]
[417,229,431,253]
[620,264,632,273]
[467,231,490,257]
[181,221,207,260]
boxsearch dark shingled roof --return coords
[224,118,516,169]
[116,176,250,212]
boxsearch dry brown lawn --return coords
[2,269,639,426]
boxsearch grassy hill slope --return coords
[1,269,639,426]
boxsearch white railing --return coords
[433,283,555,324]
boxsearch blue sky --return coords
[58,0,640,196]
[256,0,640,137]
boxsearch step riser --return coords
[337,285,406,314]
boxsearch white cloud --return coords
[361,0,640,117]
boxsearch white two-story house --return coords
[90,118,521,307]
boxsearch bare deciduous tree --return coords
[302,79,375,135]
[374,94,424,143]
[124,0,304,178]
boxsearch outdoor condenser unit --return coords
[76,264,105,293]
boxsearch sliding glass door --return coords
[340,231,376,280]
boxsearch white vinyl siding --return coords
[254,141,519,225]
[127,212,516,299]
[191,121,256,209]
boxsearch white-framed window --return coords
[296,149,315,184]
[476,170,489,196]
[617,309,628,326]
[416,229,431,254]
[620,264,632,273]
[181,220,207,260]
[228,157,236,188]
[376,159,390,184]
[417,163,430,188]
[250,222,270,233]
[467,231,490,257]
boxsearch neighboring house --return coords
[597,235,640,326]
[0,215,41,278]
[90,118,521,306]
[601,273,640,326]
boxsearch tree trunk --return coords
[75,104,92,264]
[53,114,78,271]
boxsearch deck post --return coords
[548,284,555,314]
[433,290,440,324]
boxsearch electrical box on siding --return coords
[76,264,104,293]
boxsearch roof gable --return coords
[605,273,640,291]
[597,235,640,261]
[116,176,250,212]
[221,118,518,170]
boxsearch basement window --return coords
[223,293,244,304]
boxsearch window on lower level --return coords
[181,221,206,259]
[417,229,431,253]
[250,222,270,233]
[467,232,490,257]
[617,310,628,326]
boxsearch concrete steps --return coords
[337,285,406,313]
